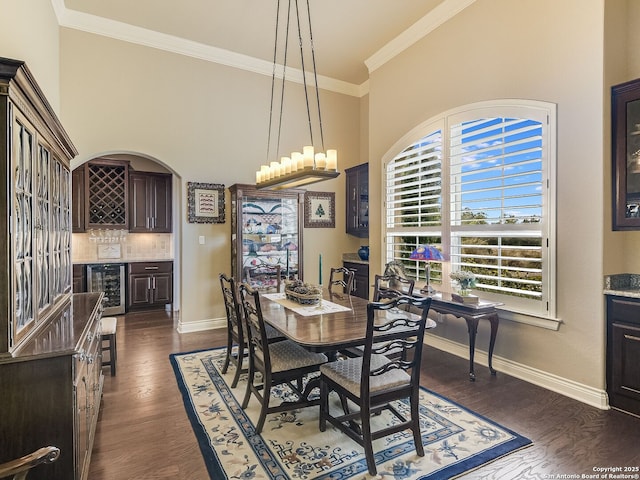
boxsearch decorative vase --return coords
[358,245,369,261]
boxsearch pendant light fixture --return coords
[255,0,339,190]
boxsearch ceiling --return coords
[56,0,471,93]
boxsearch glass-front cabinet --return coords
[3,59,75,352]
[612,78,640,230]
[230,184,304,292]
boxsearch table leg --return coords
[465,317,479,381]
[487,313,499,376]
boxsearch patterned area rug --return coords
[170,348,532,479]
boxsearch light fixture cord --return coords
[294,0,315,151]
[305,0,325,152]
[267,0,292,164]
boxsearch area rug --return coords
[170,348,532,480]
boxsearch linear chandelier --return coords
[256,0,339,190]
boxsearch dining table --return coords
[259,290,436,358]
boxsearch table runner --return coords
[262,292,352,316]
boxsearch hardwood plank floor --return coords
[89,310,640,479]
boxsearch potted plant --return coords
[449,271,476,298]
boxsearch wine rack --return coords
[87,160,128,228]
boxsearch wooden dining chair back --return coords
[218,273,248,388]
[372,274,415,302]
[238,283,328,434]
[0,446,60,480]
[244,265,282,292]
[319,295,432,476]
[328,267,355,295]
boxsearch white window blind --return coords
[384,101,555,318]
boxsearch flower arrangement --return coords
[449,270,476,295]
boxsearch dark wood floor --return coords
[89,310,640,479]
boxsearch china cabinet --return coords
[612,78,640,230]
[0,57,103,480]
[345,163,369,237]
[128,170,172,233]
[230,184,304,291]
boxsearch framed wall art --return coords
[304,191,335,228]
[187,182,225,223]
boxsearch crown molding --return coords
[365,0,477,74]
[51,0,363,97]
[51,0,472,98]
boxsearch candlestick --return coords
[286,249,290,279]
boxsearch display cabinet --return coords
[0,57,104,480]
[345,163,369,237]
[612,78,640,230]
[230,184,304,291]
[1,57,76,353]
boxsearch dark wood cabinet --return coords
[346,163,369,237]
[0,56,104,480]
[73,264,86,292]
[84,159,129,229]
[344,261,369,299]
[612,78,640,230]
[72,164,86,232]
[606,295,640,416]
[129,171,172,233]
[127,261,173,310]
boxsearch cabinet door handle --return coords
[153,277,156,289]
[144,266,159,270]
[148,277,151,289]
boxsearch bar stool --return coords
[101,317,118,376]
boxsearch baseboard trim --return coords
[177,317,226,333]
[424,335,610,410]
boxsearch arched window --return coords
[384,100,556,319]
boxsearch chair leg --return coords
[230,340,244,389]
[221,332,233,374]
[110,333,117,376]
[411,392,424,457]
[361,404,377,476]
[255,374,272,434]
[319,379,327,432]
[241,363,254,409]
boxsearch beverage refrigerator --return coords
[86,263,126,314]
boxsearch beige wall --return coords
[6,0,639,403]
[0,0,61,110]
[58,28,360,327]
[368,0,606,389]
[608,0,640,273]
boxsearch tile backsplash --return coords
[72,233,173,263]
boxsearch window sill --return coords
[496,307,562,330]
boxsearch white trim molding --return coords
[50,0,473,99]
[424,334,609,411]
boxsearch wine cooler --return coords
[87,263,126,314]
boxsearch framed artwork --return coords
[304,191,335,228]
[187,182,225,223]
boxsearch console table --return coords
[428,292,503,381]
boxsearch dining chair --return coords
[319,295,432,476]
[0,446,60,480]
[328,267,355,295]
[238,282,328,434]
[244,265,282,292]
[219,273,285,388]
[372,274,415,302]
